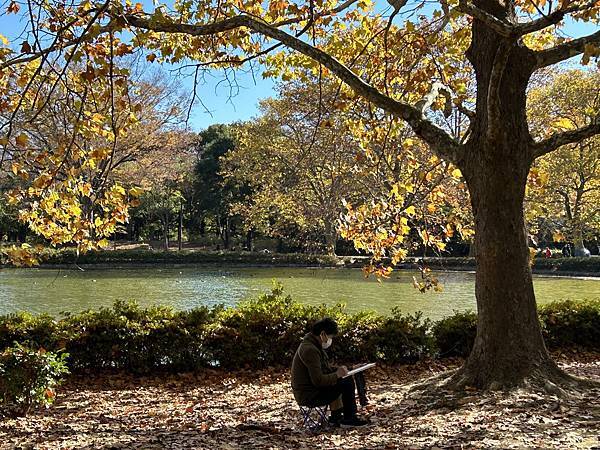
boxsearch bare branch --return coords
[457,104,475,119]
[414,82,453,118]
[123,14,462,162]
[535,28,600,68]
[532,122,600,159]
[515,0,598,35]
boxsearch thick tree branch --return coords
[123,14,462,162]
[486,40,511,141]
[457,0,514,37]
[535,28,600,68]
[457,0,598,39]
[532,122,600,159]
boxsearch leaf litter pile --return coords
[2,352,599,449]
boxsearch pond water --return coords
[0,267,599,320]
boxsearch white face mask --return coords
[321,335,332,349]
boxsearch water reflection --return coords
[0,267,598,320]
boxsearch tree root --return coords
[407,359,600,407]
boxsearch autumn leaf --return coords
[7,1,19,13]
[551,117,575,130]
[15,133,29,147]
[21,41,32,53]
[451,168,462,179]
[128,186,144,197]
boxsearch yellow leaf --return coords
[451,168,462,179]
[0,34,8,46]
[129,186,144,197]
[551,118,575,130]
[15,133,28,147]
[97,238,110,248]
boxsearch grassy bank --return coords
[4,247,598,276]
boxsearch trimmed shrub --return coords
[0,287,597,374]
[431,311,477,357]
[37,248,340,267]
[205,283,354,369]
[0,312,60,351]
[0,343,69,416]
[61,301,216,373]
[342,310,432,364]
[539,299,600,350]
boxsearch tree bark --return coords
[324,220,338,256]
[163,216,169,250]
[457,155,562,388]
[245,229,254,251]
[450,3,571,389]
[178,201,183,251]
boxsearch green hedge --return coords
[0,286,597,374]
[37,248,340,267]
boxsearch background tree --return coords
[527,69,600,254]
[192,124,246,250]
[222,80,364,255]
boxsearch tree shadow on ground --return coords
[3,356,598,449]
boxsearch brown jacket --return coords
[291,333,338,405]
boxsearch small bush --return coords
[431,311,477,357]
[539,299,600,350]
[0,343,69,416]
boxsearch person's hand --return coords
[336,366,349,378]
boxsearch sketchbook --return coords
[343,363,376,378]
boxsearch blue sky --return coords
[0,5,597,130]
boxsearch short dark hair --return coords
[311,317,338,336]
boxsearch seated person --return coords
[291,317,368,427]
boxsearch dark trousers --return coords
[305,376,357,419]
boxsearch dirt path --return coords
[2,353,599,449]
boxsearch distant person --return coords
[544,247,552,258]
[291,318,368,427]
[562,244,571,257]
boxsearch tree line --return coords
[2,69,599,259]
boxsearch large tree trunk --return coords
[457,154,564,389]
[449,2,572,389]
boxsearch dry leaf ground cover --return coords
[1,352,599,449]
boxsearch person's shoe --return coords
[340,416,369,427]
[328,411,343,427]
